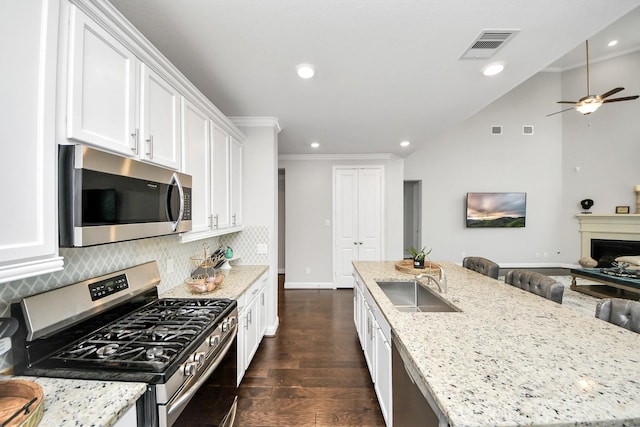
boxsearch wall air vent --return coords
[460,30,519,59]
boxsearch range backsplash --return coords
[0,226,270,372]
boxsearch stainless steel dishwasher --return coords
[392,340,445,427]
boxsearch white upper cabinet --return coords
[211,125,231,230]
[66,5,181,169]
[230,137,243,228]
[139,64,181,169]
[66,6,137,156]
[0,0,64,284]
[181,98,211,235]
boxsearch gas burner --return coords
[97,343,119,358]
[146,347,164,361]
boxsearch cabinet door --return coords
[375,326,392,427]
[0,0,63,283]
[67,6,137,156]
[363,301,376,379]
[140,64,181,169]
[237,306,246,386]
[244,296,260,368]
[181,98,211,233]
[230,137,243,227]
[211,125,230,229]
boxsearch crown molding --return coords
[229,117,282,133]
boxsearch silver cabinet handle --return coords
[146,134,153,158]
[232,213,236,226]
[208,214,213,228]
[213,214,219,228]
[130,128,139,154]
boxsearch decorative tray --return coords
[0,379,44,427]
[394,260,441,278]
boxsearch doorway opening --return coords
[403,180,422,259]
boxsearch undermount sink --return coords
[375,281,459,312]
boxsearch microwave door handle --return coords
[167,173,185,231]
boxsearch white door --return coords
[140,64,181,169]
[66,5,137,155]
[181,98,211,233]
[334,167,383,287]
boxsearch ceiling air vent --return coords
[460,30,519,59]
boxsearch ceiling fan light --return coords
[576,98,602,114]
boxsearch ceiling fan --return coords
[546,40,639,116]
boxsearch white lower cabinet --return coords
[354,270,392,427]
[237,272,268,386]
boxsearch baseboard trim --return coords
[284,281,336,289]
[264,317,279,337]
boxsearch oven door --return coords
[161,334,238,427]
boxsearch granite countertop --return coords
[353,260,640,427]
[161,264,268,299]
[1,376,146,427]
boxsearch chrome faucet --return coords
[416,265,447,293]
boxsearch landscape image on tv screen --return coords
[466,192,526,228]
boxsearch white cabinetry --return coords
[66,5,181,170]
[210,127,243,233]
[66,5,137,155]
[230,137,243,228]
[354,271,392,426]
[0,0,64,284]
[237,272,268,385]
[139,64,181,169]
[181,98,211,234]
[212,125,230,230]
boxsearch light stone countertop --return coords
[1,376,147,427]
[161,265,268,300]
[353,260,640,427]
[1,265,267,427]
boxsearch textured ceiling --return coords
[110,0,640,157]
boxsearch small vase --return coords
[224,246,234,259]
[413,258,425,269]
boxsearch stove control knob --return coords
[183,362,198,376]
[192,352,206,365]
[222,319,229,332]
[209,335,220,347]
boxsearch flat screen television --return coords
[466,192,526,228]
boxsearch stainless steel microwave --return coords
[59,145,192,247]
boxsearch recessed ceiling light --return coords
[608,40,618,47]
[296,63,316,79]
[400,140,411,147]
[482,62,505,76]
[310,142,320,148]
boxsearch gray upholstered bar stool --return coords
[462,256,499,279]
[595,298,640,333]
[504,270,564,304]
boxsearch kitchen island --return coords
[353,261,640,426]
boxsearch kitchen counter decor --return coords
[394,259,441,278]
[0,379,44,427]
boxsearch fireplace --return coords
[590,239,640,267]
[577,213,640,264]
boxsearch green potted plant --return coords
[408,246,432,269]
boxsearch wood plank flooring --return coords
[235,278,385,426]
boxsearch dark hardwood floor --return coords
[235,276,385,426]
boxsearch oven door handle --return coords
[167,324,237,417]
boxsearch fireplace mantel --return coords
[577,214,640,258]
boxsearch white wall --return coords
[405,52,640,267]
[405,72,564,267]
[560,51,640,262]
[279,156,404,285]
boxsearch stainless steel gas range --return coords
[10,261,238,427]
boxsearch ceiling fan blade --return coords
[602,95,640,103]
[546,106,576,117]
[600,87,624,99]
[557,101,578,104]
